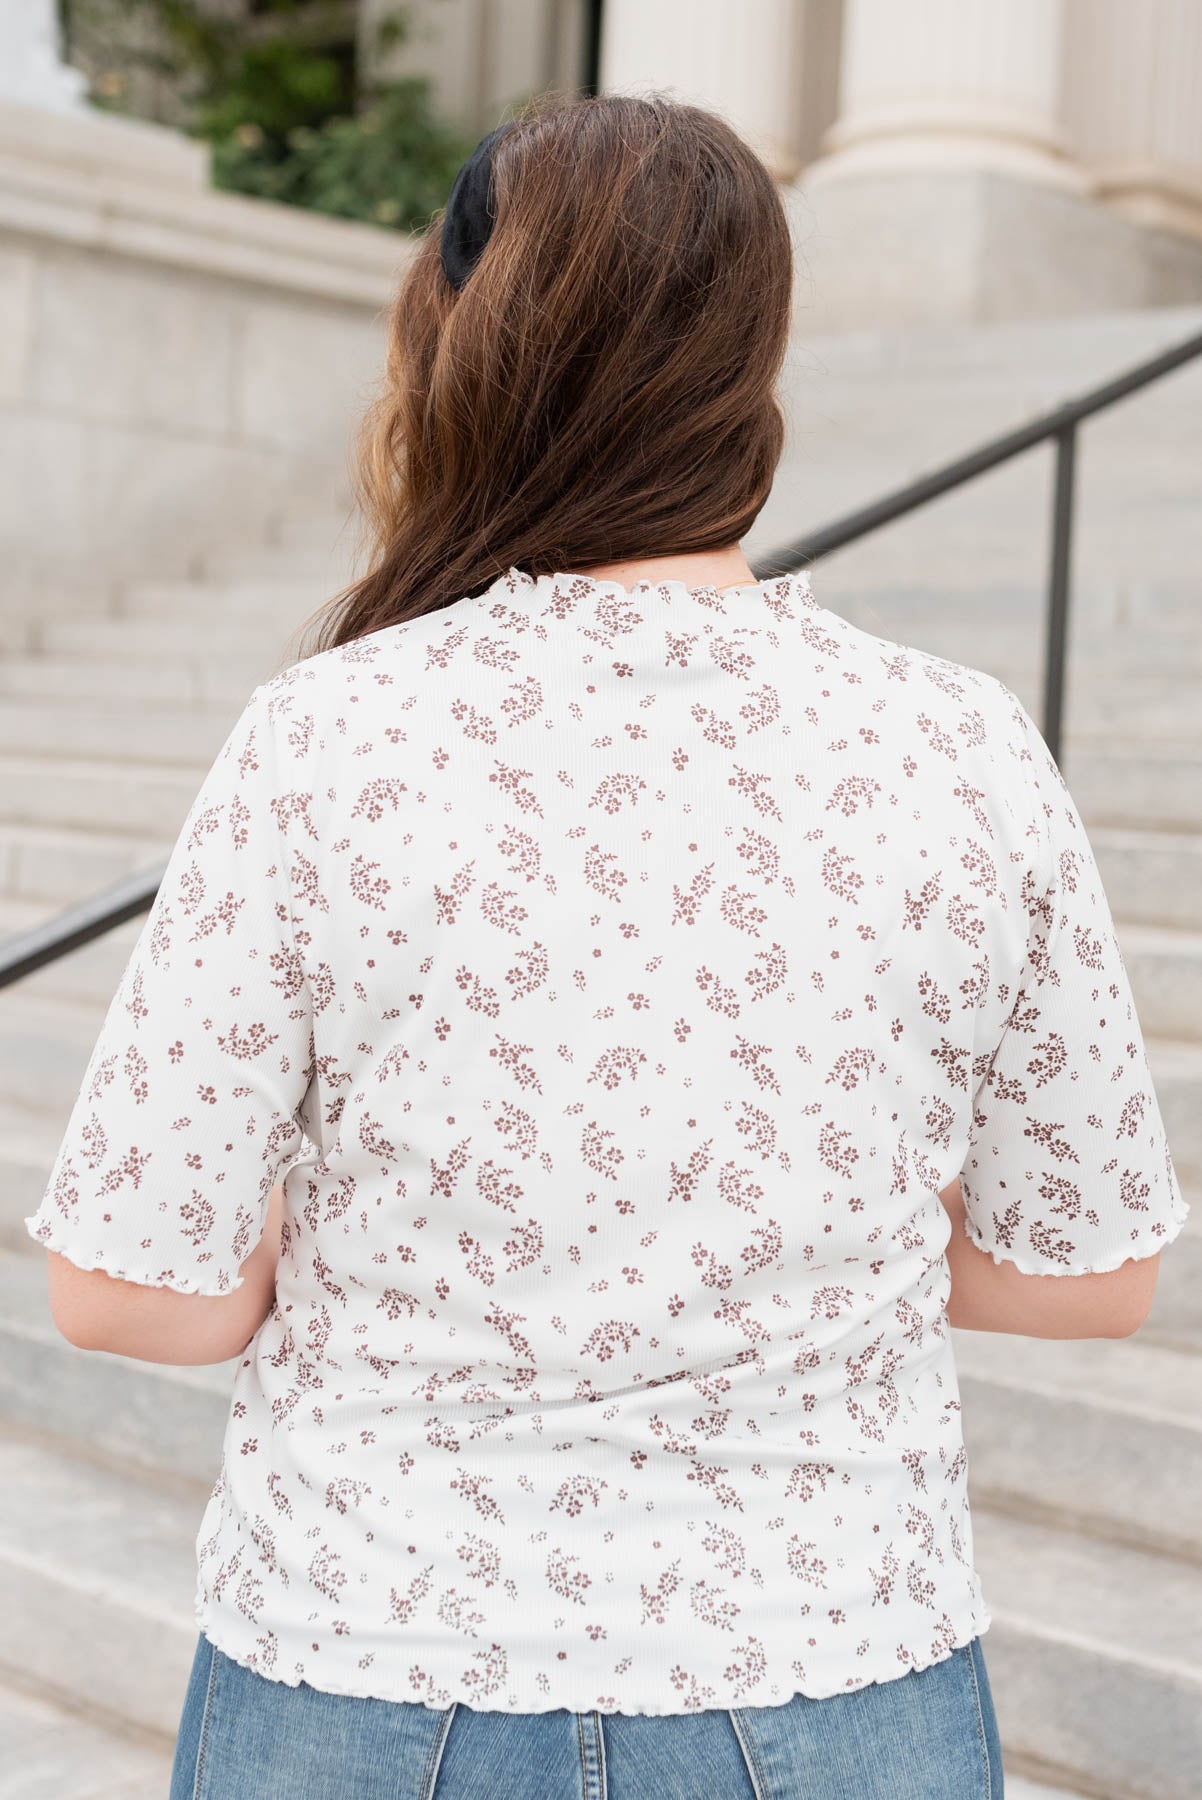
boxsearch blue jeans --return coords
[171,1631,1004,1798]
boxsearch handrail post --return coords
[1043,423,1077,773]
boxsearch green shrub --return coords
[64,0,476,231]
[210,76,472,230]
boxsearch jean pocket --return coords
[728,1644,1001,1800]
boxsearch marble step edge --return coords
[953,1326,1202,1564]
[0,656,271,707]
[970,1501,1202,1800]
[951,1323,1201,1429]
[0,1249,232,1489]
[0,1666,173,1796]
[0,1425,205,1742]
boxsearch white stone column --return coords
[778,0,1202,329]
[1062,0,1202,242]
[600,0,806,182]
[360,0,587,139]
[0,0,88,111]
[807,0,1086,194]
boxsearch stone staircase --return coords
[2,305,1201,1797]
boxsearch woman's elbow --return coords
[46,1255,123,1352]
[1097,1252,1162,1338]
[42,1252,235,1364]
[49,1308,108,1352]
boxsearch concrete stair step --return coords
[816,576,1202,640]
[194,519,356,583]
[956,1328,1202,1562]
[0,652,275,706]
[268,501,356,550]
[0,821,170,908]
[0,753,199,838]
[1136,1204,1202,1355]
[1107,581,1202,630]
[0,588,125,660]
[971,1503,1202,1800]
[0,1251,232,1486]
[1091,829,1202,932]
[1004,1783,1094,1800]
[0,698,243,767]
[0,1673,172,1797]
[34,615,303,668]
[763,306,1202,557]
[1116,923,1202,1042]
[0,1428,201,1741]
[969,675,1202,745]
[116,574,334,622]
[1066,746,1202,833]
[808,467,1202,552]
[811,530,1202,610]
[0,989,138,1120]
[0,1103,73,1250]
[842,611,1202,674]
[195,538,352,582]
[1059,686,1202,742]
[1144,1039,1202,1182]
[0,648,268,702]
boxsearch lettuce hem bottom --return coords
[192,1593,996,1718]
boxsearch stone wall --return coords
[0,100,409,628]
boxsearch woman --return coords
[27,90,1188,1799]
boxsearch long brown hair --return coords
[295,88,794,658]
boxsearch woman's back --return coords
[31,559,1184,1712]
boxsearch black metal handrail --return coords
[751,325,1202,771]
[1,858,168,989]
[3,324,1201,992]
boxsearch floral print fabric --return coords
[27,565,1188,1713]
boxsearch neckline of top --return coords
[499,564,818,612]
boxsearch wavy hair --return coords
[295,88,794,656]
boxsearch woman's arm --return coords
[937,1179,1161,1339]
[44,1185,284,1367]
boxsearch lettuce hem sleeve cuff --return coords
[959,1187,1191,1278]
[23,1210,246,1296]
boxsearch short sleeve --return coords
[959,689,1191,1276]
[24,680,315,1294]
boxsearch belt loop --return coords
[577,1708,607,1800]
[418,1701,458,1800]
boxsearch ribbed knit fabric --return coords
[26,565,1188,1712]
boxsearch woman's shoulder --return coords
[821,607,1043,769]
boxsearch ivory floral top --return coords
[27,565,1188,1714]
